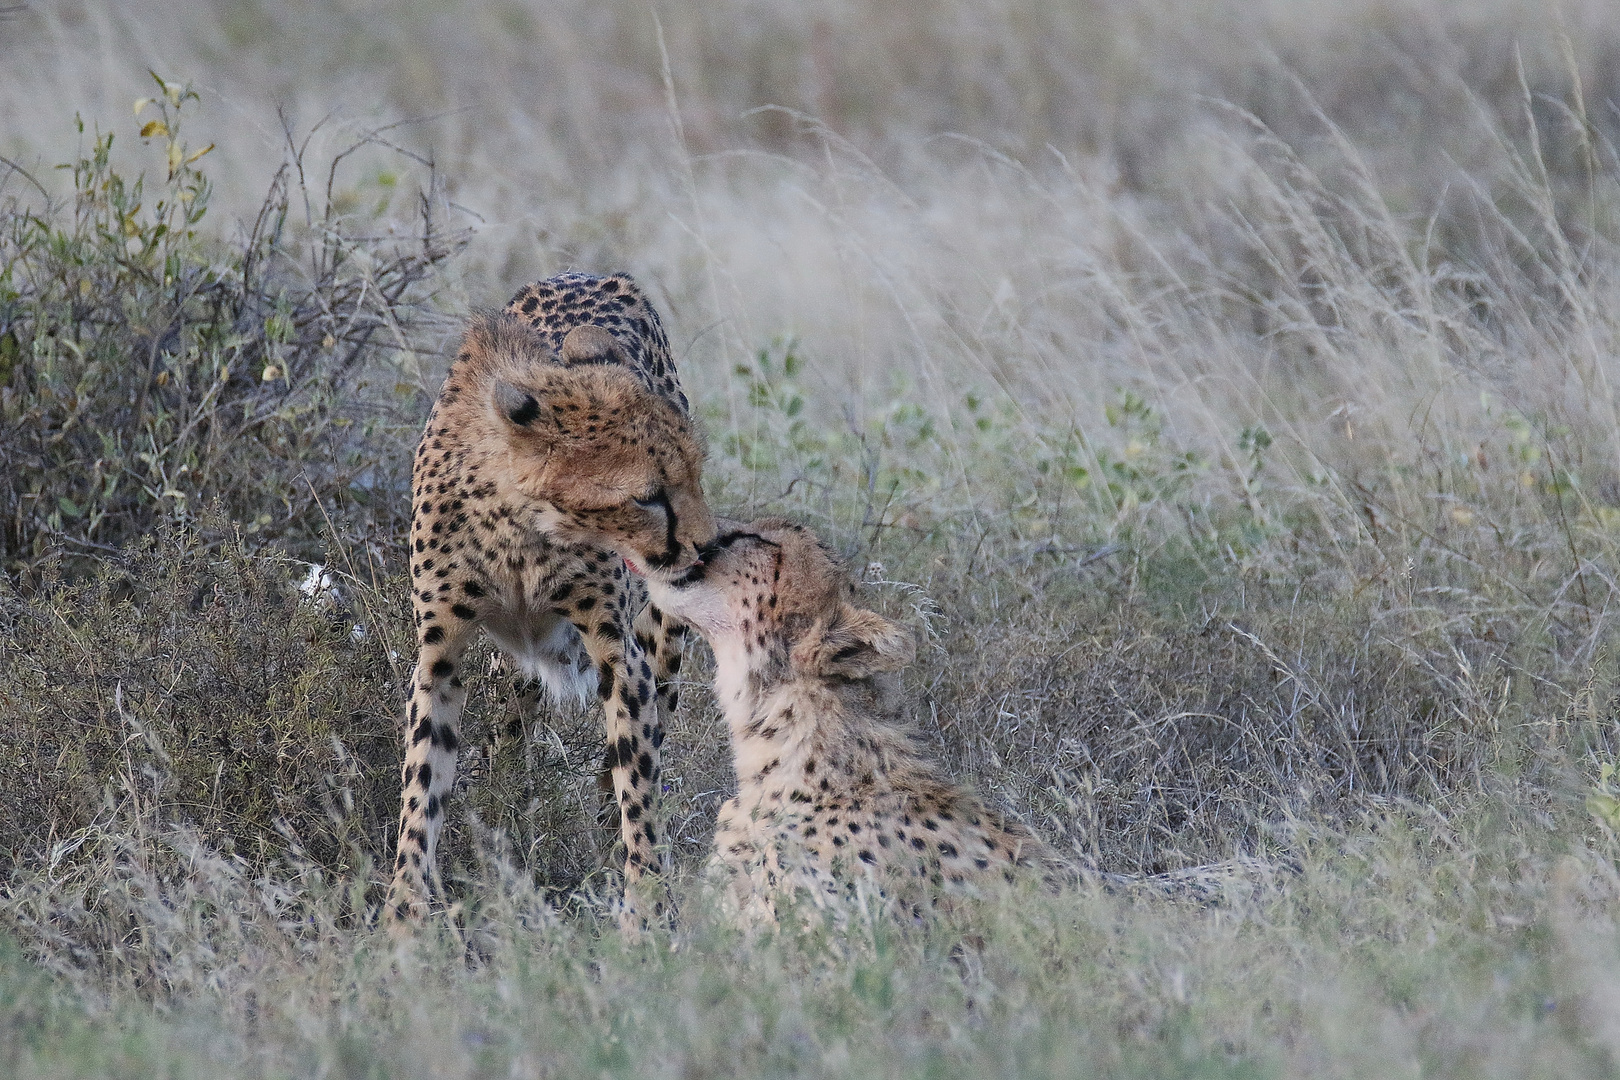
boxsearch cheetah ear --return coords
[492,378,560,439]
[797,604,915,679]
[560,324,628,365]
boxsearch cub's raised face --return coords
[464,312,715,572]
[645,518,914,681]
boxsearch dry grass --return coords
[5,1,1620,1076]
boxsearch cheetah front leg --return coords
[572,615,669,932]
[708,798,777,931]
[634,600,690,720]
[387,614,475,926]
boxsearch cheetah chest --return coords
[479,605,596,704]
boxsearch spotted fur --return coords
[641,518,1053,927]
[388,272,714,929]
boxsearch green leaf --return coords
[1588,792,1620,831]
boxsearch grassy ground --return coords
[5,1,1620,1076]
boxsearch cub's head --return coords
[462,311,715,572]
[644,517,914,682]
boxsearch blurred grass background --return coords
[6,1,1620,1076]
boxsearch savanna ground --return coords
[5,1,1620,1075]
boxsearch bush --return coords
[0,522,405,883]
[0,75,463,580]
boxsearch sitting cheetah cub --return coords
[641,518,1052,926]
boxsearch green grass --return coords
[5,2,1620,1076]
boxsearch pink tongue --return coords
[625,558,644,576]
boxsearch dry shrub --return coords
[0,522,405,883]
[921,581,1538,873]
[0,77,463,579]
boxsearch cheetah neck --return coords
[711,637,886,802]
[711,637,806,774]
[709,637,757,725]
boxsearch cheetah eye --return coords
[634,488,670,513]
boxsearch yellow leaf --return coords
[168,142,183,173]
[185,143,214,164]
[133,97,152,115]
[140,120,169,138]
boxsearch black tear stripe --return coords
[671,531,781,589]
[643,490,682,570]
[696,530,777,560]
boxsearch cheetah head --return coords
[644,517,915,682]
[468,312,716,571]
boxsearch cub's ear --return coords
[795,604,915,679]
[560,324,628,365]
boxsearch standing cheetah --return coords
[634,518,1052,926]
[389,273,715,927]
